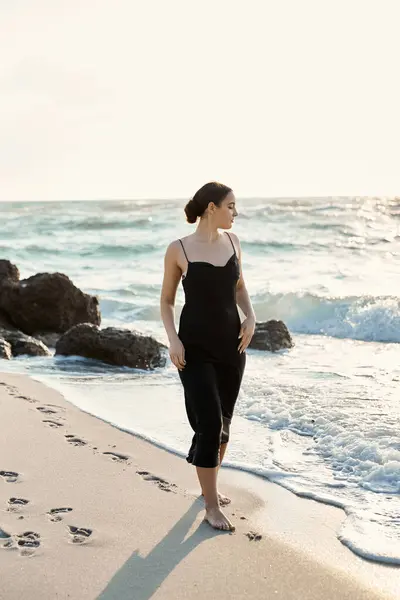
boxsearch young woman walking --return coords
[160,182,256,531]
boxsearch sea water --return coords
[0,196,399,564]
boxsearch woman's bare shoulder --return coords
[228,231,241,251]
[165,237,191,259]
[228,231,240,243]
[166,238,183,251]
[168,234,196,252]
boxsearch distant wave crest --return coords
[252,291,400,343]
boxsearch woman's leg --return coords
[199,442,230,505]
[199,356,246,505]
[179,362,235,531]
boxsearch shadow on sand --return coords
[98,498,232,599]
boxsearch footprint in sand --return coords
[67,525,93,544]
[0,527,41,555]
[103,451,129,463]
[7,498,29,512]
[0,383,17,394]
[16,395,37,404]
[136,470,177,493]
[42,420,64,428]
[47,507,73,522]
[16,531,41,556]
[245,531,262,541]
[0,471,19,483]
[65,435,87,447]
[36,406,58,415]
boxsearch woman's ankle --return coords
[204,497,219,510]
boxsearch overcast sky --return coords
[1,0,399,201]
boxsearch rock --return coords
[0,309,16,330]
[32,332,60,348]
[249,320,294,352]
[0,260,19,284]
[55,324,167,369]
[0,328,51,357]
[0,338,12,359]
[0,264,100,335]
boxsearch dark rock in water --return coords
[55,323,167,369]
[0,328,51,357]
[0,260,97,357]
[249,320,293,352]
[0,338,12,359]
[0,261,100,335]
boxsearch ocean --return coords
[0,196,399,565]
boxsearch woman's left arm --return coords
[232,233,256,353]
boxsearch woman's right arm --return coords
[160,241,186,370]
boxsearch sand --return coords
[0,372,398,600]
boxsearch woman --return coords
[160,182,256,532]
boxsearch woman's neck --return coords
[193,218,221,243]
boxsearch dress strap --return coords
[225,232,236,256]
[179,239,190,262]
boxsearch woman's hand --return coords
[169,336,186,370]
[238,315,256,353]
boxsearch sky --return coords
[0,0,399,201]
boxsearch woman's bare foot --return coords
[201,492,231,506]
[204,506,235,531]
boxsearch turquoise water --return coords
[1,196,399,563]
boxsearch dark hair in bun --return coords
[184,182,232,224]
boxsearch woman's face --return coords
[208,192,238,229]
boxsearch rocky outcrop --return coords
[0,338,12,359]
[0,260,100,335]
[55,324,167,369]
[249,320,294,352]
[0,328,51,357]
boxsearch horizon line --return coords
[0,194,398,203]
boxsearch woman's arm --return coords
[231,233,256,352]
[160,241,181,342]
[160,241,186,369]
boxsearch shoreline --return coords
[0,372,398,599]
